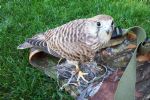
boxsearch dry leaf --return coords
[127,31,137,40]
[137,53,150,62]
[126,44,137,49]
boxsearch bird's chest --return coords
[84,37,101,51]
[90,42,101,51]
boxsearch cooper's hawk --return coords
[18,14,114,83]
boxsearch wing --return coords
[44,19,94,61]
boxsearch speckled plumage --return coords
[18,14,114,63]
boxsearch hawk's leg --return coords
[67,60,89,83]
[75,64,89,83]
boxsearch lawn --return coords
[0,0,150,99]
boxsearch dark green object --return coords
[115,26,147,100]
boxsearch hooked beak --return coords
[106,28,113,35]
[106,30,110,35]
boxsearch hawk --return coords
[18,14,115,83]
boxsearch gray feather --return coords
[17,38,61,58]
[26,39,61,57]
[26,38,47,48]
[17,42,33,49]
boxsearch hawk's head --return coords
[85,14,114,44]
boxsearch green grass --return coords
[0,0,150,99]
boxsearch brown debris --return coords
[137,53,150,62]
[126,44,137,49]
[127,31,137,40]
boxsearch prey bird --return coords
[18,14,115,83]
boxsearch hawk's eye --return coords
[111,21,114,26]
[97,22,101,26]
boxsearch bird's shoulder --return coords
[53,18,86,31]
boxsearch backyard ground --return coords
[0,0,150,99]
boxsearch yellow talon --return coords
[77,71,88,83]
[75,65,88,83]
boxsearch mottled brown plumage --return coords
[18,14,115,82]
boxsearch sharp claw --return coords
[77,71,89,83]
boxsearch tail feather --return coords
[17,35,61,58]
[17,33,47,50]
[17,38,47,50]
[17,42,33,49]
[26,38,47,48]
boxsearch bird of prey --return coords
[18,14,115,83]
